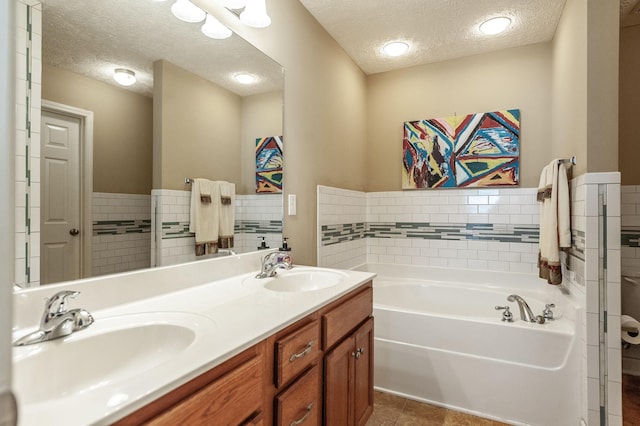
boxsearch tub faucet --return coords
[13,290,94,346]
[256,251,292,278]
[507,294,545,324]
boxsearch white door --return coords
[41,110,81,284]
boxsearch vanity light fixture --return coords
[201,14,232,39]
[171,0,206,23]
[222,0,248,9]
[113,68,136,86]
[234,73,256,84]
[479,17,511,35]
[239,0,271,28]
[383,41,409,57]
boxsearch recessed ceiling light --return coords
[234,73,256,84]
[113,68,136,86]
[383,41,409,57]
[479,17,511,35]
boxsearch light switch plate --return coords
[288,194,297,216]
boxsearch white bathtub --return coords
[356,263,581,426]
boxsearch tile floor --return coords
[366,391,510,426]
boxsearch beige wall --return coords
[153,60,242,191]
[551,0,619,177]
[240,91,283,194]
[366,43,552,190]
[42,64,153,194]
[620,25,640,185]
[198,0,368,265]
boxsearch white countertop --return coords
[12,253,375,426]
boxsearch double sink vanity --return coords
[12,250,376,425]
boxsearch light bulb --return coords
[239,0,271,28]
[234,73,256,84]
[383,41,409,57]
[171,0,206,23]
[201,14,232,39]
[113,69,136,86]
[479,17,511,35]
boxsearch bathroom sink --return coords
[13,312,215,405]
[261,267,349,292]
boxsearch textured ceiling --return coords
[41,0,283,97]
[299,0,568,75]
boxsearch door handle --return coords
[69,228,80,236]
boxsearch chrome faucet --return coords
[13,290,94,346]
[507,294,545,324]
[256,251,292,278]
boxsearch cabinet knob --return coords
[69,228,80,236]
[351,347,365,359]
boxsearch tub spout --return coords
[507,294,545,324]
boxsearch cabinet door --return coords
[353,318,374,426]
[324,335,355,426]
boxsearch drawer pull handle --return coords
[289,341,313,362]
[290,402,313,426]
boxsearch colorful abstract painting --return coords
[256,135,283,193]
[402,109,520,189]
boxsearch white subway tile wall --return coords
[92,193,151,277]
[152,190,283,266]
[318,185,539,273]
[14,0,41,287]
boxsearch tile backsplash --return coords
[318,185,540,272]
[622,185,640,272]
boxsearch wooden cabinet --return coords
[114,281,373,426]
[115,343,265,426]
[325,318,374,426]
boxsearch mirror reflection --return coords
[19,0,284,287]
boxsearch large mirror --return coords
[16,0,284,287]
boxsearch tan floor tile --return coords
[374,390,408,411]
[395,412,444,426]
[403,399,446,421]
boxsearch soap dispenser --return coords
[257,237,269,250]
[280,237,292,266]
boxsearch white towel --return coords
[189,178,220,255]
[537,159,571,284]
[217,181,235,249]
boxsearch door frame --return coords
[41,100,93,279]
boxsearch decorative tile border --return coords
[321,222,539,246]
[622,227,640,248]
[93,220,151,236]
[162,220,283,239]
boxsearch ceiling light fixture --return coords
[383,41,409,57]
[113,68,136,86]
[222,0,248,9]
[234,73,256,84]
[479,17,511,35]
[240,0,271,28]
[171,0,206,23]
[201,14,232,39]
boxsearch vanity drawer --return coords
[275,364,321,426]
[322,284,372,350]
[275,319,321,388]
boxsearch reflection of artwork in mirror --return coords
[402,109,520,189]
[256,136,283,193]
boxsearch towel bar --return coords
[185,178,193,184]
[557,156,576,166]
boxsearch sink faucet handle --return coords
[543,303,556,320]
[495,305,513,322]
[45,290,80,314]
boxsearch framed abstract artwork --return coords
[256,135,283,193]
[402,109,520,189]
